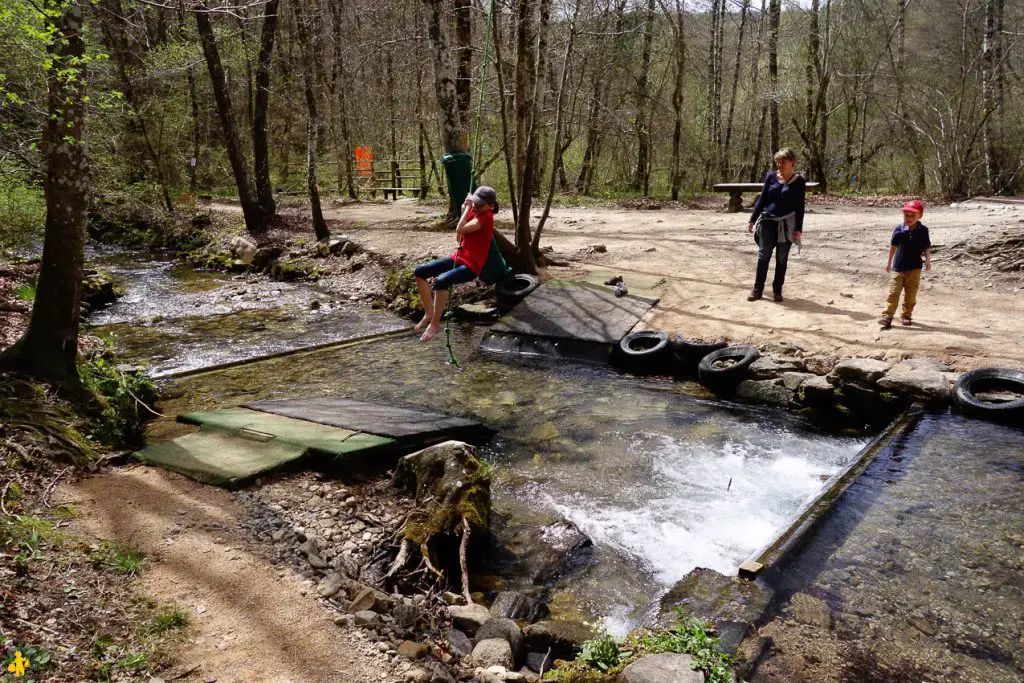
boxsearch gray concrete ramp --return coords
[482,279,659,363]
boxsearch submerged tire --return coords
[672,336,729,374]
[495,273,540,311]
[616,330,671,373]
[697,345,761,389]
[953,368,1024,424]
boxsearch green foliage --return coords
[15,283,35,301]
[150,608,189,634]
[91,540,146,576]
[0,515,68,569]
[629,609,738,683]
[2,641,56,675]
[578,632,629,673]
[381,266,422,315]
[0,181,45,249]
[79,340,159,447]
[87,183,208,252]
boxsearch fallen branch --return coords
[1,479,22,519]
[43,466,73,508]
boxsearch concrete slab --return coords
[579,268,665,299]
[244,398,486,441]
[135,430,307,489]
[489,279,658,344]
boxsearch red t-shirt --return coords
[453,207,495,275]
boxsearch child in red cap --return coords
[880,199,931,329]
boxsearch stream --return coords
[88,248,869,634]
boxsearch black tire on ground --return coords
[697,345,761,389]
[495,273,540,311]
[672,336,729,374]
[953,368,1024,424]
[615,330,671,373]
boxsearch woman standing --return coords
[746,148,806,302]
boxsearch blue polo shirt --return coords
[749,171,806,232]
[890,223,930,272]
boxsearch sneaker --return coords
[880,315,893,329]
[603,275,623,286]
[901,317,913,326]
[773,292,784,302]
[747,290,763,301]
[613,283,629,298]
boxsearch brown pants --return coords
[883,269,922,319]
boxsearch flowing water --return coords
[86,248,408,376]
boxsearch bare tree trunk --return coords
[491,8,519,225]
[982,0,1002,193]
[633,0,655,195]
[667,1,686,200]
[723,0,750,180]
[534,0,581,252]
[293,0,329,241]
[423,0,467,154]
[253,0,279,217]
[195,4,266,235]
[0,1,89,383]
[513,0,542,272]
[895,0,925,192]
[454,0,473,131]
[768,0,780,154]
[329,0,356,198]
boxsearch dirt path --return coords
[60,466,394,683]
[282,198,1023,370]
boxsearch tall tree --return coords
[293,0,329,241]
[982,0,1005,193]
[768,0,781,153]
[253,0,280,217]
[723,0,751,180]
[329,0,356,198]
[633,0,655,194]
[1,0,89,383]
[195,4,267,235]
[663,0,687,200]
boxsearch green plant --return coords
[150,608,189,634]
[0,180,45,249]
[578,632,629,673]
[92,540,146,576]
[79,342,159,447]
[15,284,35,301]
[631,609,738,683]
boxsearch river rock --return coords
[448,604,491,636]
[491,515,594,585]
[782,372,816,391]
[788,592,832,629]
[799,375,836,406]
[454,303,500,322]
[735,379,793,407]
[349,586,380,613]
[393,603,421,628]
[522,620,593,660]
[445,629,474,657]
[489,591,546,623]
[317,572,347,598]
[658,567,773,654]
[252,246,283,269]
[475,618,523,661]
[472,639,514,669]
[828,358,891,386]
[354,610,380,627]
[299,539,328,569]
[525,651,550,674]
[81,271,119,313]
[229,236,257,263]
[748,355,806,379]
[877,359,955,401]
[477,666,522,683]
[617,653,703,683]
[397,640,430,661]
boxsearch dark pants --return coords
[754,239,792,294]
[414,257,476,291]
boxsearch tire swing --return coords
[615,330,671,374]
[697,345,761,391]
[953,368,1024,425]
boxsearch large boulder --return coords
[252,245,283,270]
[489,591,547,623]
[229,235,257,263]
[781,372,816,391]
[877,358,956,402]
[617,653,703,683]
[490,515,594,585]
[471,638,514,669]
[474,617,524,661]
[522,620,593,661]
[448,603,492,636]
[748,355,806,380]
[799,375,835,406]
[827,358,891,386]
[658,567,773,655]
[735,379,793,407]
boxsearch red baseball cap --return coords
[902,199,924,215]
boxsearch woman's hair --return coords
[773,147,797,163]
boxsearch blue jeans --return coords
[754,239,792,294]
[414,257,476,291]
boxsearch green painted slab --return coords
[580,269,665,299]
[490,280,658,344]
[135,431,307,489]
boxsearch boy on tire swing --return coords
[880,200,931,329]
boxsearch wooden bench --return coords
[713,181,821,213]
[355,158,426,200]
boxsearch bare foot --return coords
[415,315,431,331]
[419,323,442,342]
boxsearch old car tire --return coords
[953,368,1024,424]
[697,345,761,388]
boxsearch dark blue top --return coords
[890,223,931,272]
[749,171,806,232]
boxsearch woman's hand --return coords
[747,223,754,233]
[792,230,802,241]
